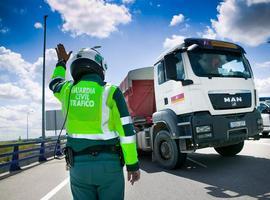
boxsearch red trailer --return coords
[119,67,156,128]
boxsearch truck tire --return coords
[154,130,187,169]
[262,131,269,137]
[214,141,244,157]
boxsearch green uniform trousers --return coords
[70,153,124,200]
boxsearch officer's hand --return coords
[127,170,140,185]
[55,43,72,63]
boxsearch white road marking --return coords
[187,157,207,168]
[40,177,69,200]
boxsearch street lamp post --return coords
[42,15,48,140]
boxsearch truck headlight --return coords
[196,125,211,133]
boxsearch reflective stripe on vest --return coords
[68,131,118,140]
[101,84,111,133]
[119,135,136,144]
[120,116,132,126]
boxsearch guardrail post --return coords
[55,140,63,157]
[39,141,47,162]
[9,145,21,172]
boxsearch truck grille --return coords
[208,93,251,110]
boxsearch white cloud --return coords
[0,103,43,141]
[0,46,62,140]
[169,14,184,26]
[0,46,60,102]
[0,27,9,34]
[255,77,270,96]
[0,83,26,99]
[122,0,135,4]
[202,26,217,40]
[34,22,43,29]
[46,0,132,38]
[163,35,185,49]
[0,46,33,78]
[255,61,270,68]
[211,0,270,46]
[247,0,270,5]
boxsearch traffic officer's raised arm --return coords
[112,87,139,171]
[49,44,72,102]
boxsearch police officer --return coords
[49,44,140,200]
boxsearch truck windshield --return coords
[187,49,252,78]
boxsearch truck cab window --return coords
[188,49,252,78]
[164,52,185,81]
[157,61,165,84]
[176,55,185,80]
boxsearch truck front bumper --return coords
[192,109,262,148]
[263,125,270,132]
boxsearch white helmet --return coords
[70,48,108,82]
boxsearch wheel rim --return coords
[160,141,172,160]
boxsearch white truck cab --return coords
[121,38,262,169]
[151,38,262,168]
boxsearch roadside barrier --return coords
[0,137,66,173]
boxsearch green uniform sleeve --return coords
[49,61,71,104]
[112,87,139,172]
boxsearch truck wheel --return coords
[214,141,244,157]
[262,131,269,137]
[154,130,187,169]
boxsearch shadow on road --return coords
[260,134,270,139]
[139,152,270,200]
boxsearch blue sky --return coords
[0,0,270,140]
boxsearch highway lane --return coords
[1,138,270,200]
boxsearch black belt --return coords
[64,145,124,168]
[73,145,120,157]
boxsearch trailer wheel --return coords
[214,141,244,157]
[154,130,187,169]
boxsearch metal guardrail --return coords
[0,137,66,173]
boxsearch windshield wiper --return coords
[228,74,249,79]
[206,74,224,79]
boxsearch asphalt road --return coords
[1,138,270,200]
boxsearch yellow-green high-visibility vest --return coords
[50,65,139,170]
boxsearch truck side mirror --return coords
[181,79,194,86]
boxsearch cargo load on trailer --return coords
[120,67,156,126]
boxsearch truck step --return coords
[177,122,191,126]
[179,136,192,139]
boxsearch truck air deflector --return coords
[184,38,245,53]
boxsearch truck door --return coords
[163,52,190,114]
[155,60,169,109]
[154,52,190,113]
